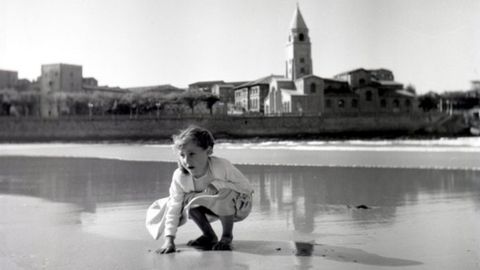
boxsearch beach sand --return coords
[1,143,480,269]
[1,192,478,270]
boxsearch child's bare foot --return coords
[212,238,232,251]
[187,235,218,249]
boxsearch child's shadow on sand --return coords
[231,240,422,267]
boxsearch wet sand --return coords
[0,143,480,269]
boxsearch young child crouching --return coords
[146,125,253,253]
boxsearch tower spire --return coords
[285,3,312,80]
[289,3,308,30]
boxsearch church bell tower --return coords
[285,4,312,80]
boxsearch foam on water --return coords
[216,137,480,153]
[1,137,480,170]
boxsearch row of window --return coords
[234,89,248,98]
[325,98,411,109]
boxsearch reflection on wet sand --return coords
[1,156,480,269]
[1,156,479,232]
[243,165,480,233]
[2,156,479,245]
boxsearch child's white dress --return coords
[146,156,253,240]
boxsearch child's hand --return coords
[157,236,176,254]
[204,184,219,195]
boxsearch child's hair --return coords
[172,125,215,175]
[172,125,215,151]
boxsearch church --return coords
[234,5,417,116]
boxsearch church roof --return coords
[289,5,308,30]
[188,80,225,87]
[235,74,284,89]
[334,68,393,78]
[296,74,323,81]
[375,80,402,86]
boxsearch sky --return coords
[1,0,479,93]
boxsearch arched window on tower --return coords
[299,33,305,41]
[310,83,316,94]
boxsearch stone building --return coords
[0,69,18,89]
[235,75,283,113]
[188,80,225,93]
[40,63,83,117]
[41,63,83,93]
[82,77,98,87]
[235,4,418,116]
[263,6,324,115]
[332,68,416,113]
[212,81,247,104]
[285,5,312,81]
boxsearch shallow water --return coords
[2,139,480,169]
[0,154,479,269]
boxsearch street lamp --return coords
[88,102,94,120]
[156,102,161,119]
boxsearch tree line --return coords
[2,86,477,117]
[0,88,220,117]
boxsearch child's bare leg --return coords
[213,215,234,250]
[187,207,218,248]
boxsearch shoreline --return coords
[1,139,480,170]
[0,131,473,144]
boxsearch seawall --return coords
[0,112,468,142]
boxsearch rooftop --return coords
[236,74,284,89]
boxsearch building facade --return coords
[188,81,225,93]
[40,63,83,117]
[235,75,283,113]
[212,81,247,104]
[0,69,18,89]
[236,4,418,116]
[41,63,83,94]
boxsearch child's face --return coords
[176,141,211,177]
